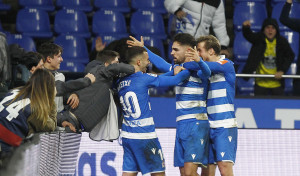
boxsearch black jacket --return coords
[280,2,300,73]
[71,61,135,132]
[241,19,295,84]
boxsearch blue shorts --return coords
[122,138,165,175]
[208,127,238,164]
[174,120,210,167]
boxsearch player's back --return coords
[117,72,159,139]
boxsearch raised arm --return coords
[280,1,300,31]
[127,36,172,72]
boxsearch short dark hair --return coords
[197,35,221,55]
[173,33,196,48]
[96,50,119,64]
[22,52,43,70]
[37,43,63,62]
[125,46,147,64]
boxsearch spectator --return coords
[0,32,11,99]
[89,36,106,62]
[57,50,135,141]
[242,18,294,96]
[0,69,57,154]
[280,0,300,96]
[164,0,231,58]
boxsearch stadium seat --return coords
[233,32,252,62]
[6,34,36,51]
[16,8,53,38]
[233,2,267,32]
[91,35,127,50]
[280,31,299,62]
[131,0,167,14]
[285,63,296,95]
[236,62,255,96]
[130,11,167,39]
[19,0,55,11]
[54,9,91,38]
[56,0,92,12]
[54,35,89,64]
[0,0,11,11]
[94,0,130,13]
[92,10,127,37]
[137,35,166,59]
[272,2,300,30]
[60,61,85,72]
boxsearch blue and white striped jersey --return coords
[117,70,190,139]
[205,57,237,128]
[175,70,209,122]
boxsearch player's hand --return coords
[95,36,106,52]
[127,36,144,47]
[85,73,96,83]
[243,20,251,27]
[62,121,76,132]
[275,71,284,79]
[67,94,79,109]
[185,46,201,62]
[175,10,187,19]
[174,66,185,75]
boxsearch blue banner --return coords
[150,97,300,129]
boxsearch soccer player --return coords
[127,33,211,176]
[185,35,237,176]
[118,46,190,176]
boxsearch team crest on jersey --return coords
[146,73,158,77]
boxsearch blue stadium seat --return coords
[233,2,267,32]
[56,0,92,12]
[233,32,252,62]
[131,0,167,14]
[19,0,55,11]
[6,34,36,51]
[130,10,167,39]
[94,0,130,13]
[137,36,166,59]
[0,0,11,11]
[92,10,127,37]
[272,2,300,30]
[280,31,299,62]
[284,63,296,95]
[236,62,255,96]
[91,35,127,50]
[16,8,52,38]
[60,61,85,72]
[54,9,91,38]
[54,35,89,64]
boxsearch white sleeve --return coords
[211,0,230,47]
[164,0,188,14]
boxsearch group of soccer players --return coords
[118,33,237,176]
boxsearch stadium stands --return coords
[131,0,167,14]
[19,0,55,11]
[56,0,92,12]
[6,34,36,51]
[94,0,130,13]
[233,32,252,63]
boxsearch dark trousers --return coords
[254,84,284,96]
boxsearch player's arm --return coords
[157,70,190,87]
[205,60,227,74]
[127,36,172,72]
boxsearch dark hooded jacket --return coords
[241,18,295,85]
[69,61,135,132]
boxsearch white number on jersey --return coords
[0,89,31,121]
[120,91,141,119]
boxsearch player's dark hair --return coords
[96,50,120,64]
[21,52,43,70]
[125,46,147,64]
[173,33,196,48]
